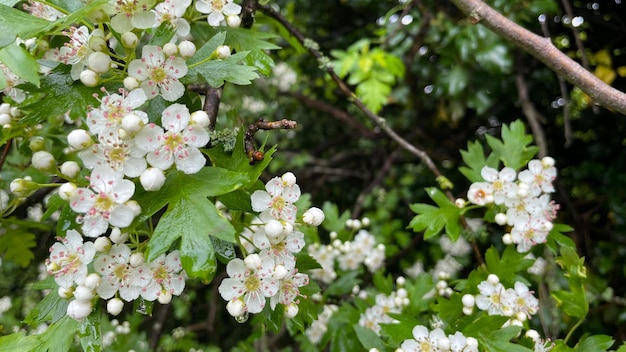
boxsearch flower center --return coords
[244,275,261,292]
[153,265,169,284]
[94,193,115,212]
[150,66,168,84]
[211,0,224,11]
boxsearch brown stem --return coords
[244,119,297,164]
[0,138,11,172]
[204,86,222,132]
[449,0,626,115]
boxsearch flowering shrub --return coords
[0,0,624,351]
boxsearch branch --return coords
[244,119,297,164]
[449,0,626,115]
[514,54,548,157]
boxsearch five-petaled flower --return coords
[128,45,188,101]
[46,229,96,288]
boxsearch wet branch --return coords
[244,119,297,164]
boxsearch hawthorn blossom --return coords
[23,0,65,20]
[252,228,305,270]
[269,268,309,309]
[510,216,551,252]
[250,172,301,223]
[86,88,148,136]
[106,0,156,33]
[475,276,511,316]
[481,166,517,204]
[152,0,192,37]
[128,45,188,101]
[79,131,148,177]
[400,325,448,352]
[135,104,210,174]
[195,0,242,26]
[44,26,105,80]
[0,64,25,103]
[503,282,539,319]
[69,166,137,237]
[467,181,494,205]
[218,255,279,314]
[94,243,150,301]
[140,250,187,302]
[517,158,557,196]
[46,229,96,288]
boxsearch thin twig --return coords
[244,119,297,164]
[450,0,626,115]
[0,138,12,172]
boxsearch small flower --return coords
[195,0,242,26]
[467,181,494,205]
[140,250,187,301]
[503,281,539,318]
[79,131,148,177]
[46,229,96,288]
[70,166,138,237]
[135,104,210,174]
[475,278,512,316]
[87,88,148,137]
[94,243,150,301]
[128,45,188,101]
[152,0,192,37]
[44,26,105,80]
[218,256,279,314]
[106,0,156,33]
[250,173,301,223]
[0,64,25,103]
[481,166,517,204]
[269,268,309,309]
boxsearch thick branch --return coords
[450,0,626,115]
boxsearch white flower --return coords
[106,0,156,33]
[475,279,511,316]
[87,88,148,137]
[67,299,93,320]
[94,243,150,301]
[250,174,301,223]
[128,45,188,101]
[135,104,210,174]
[79,131,148,177]
[44,26,105,80]
[69,166,137,237]
[140,250,186,301]
[481,166,517,205]
[0,64,25,103]
[269,268,309,309]
[503,281,539,318]
[400,326,448,352]
[23,0,65,20]
[218,256,279,314]
[252,228,305,270]
[467,181,494,205]
[195,0,242,26]
[46,229,96,288]
[152,0,192,37]
[510,216,551,252]
[518,159,557,196]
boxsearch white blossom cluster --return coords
[462,274,539,327]
[358,289,410,334]
[218,172,325,319]
[307,228,386,284]
[46,229,187,320]
[305,304,338,344]
[466,157,558,252]
[399,325,478,352]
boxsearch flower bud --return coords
[29,136,45,152]
[190,110,210,128]
[94,236,111,252]
[123,76,139,90]
[126,200,141,216]
[281,172,297,187]
[129,252,145,267]
[10,178,38,197]
[60,161,81,179]
[67,129,93,150]
[541,156,555,167]
[107,298,124,316]
[525,329,540,341]
[121,31,139,48]
[32,151,56,173]
[109,227,128,244]
[89,33,107,52]
[88,51,111,73]
[396,276,406,287]
[495,213,507,225]
[79,69,99,87]
[264,219,284,239]
[273,264,289,280]
[244,254,262,270]
[158,290,173,304]
[178,40,196,58]
[487,274,500,285]
[361,217,370,227]
[226,299,245,317]
[466,337,478,349]
[0,113,11,125]
[0,103,11,114]
[462,306,474,315]
[140,167,166,191]
[58,286,74,299]
[455,198,466,208]
[226,14,241,28]
[215,45,231,59]
[502,233,513,245]
[73,285,95,302]
[67,299,93,320]
[58,182,77,201]
[462,294,475,307]
[0,190,9,211]
[284,303,299,319]
[121,113,144,133]
[302,207,324,226]
[84,273,101,289]
[163,43,178,57]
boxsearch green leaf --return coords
[0,230,36,267]
[188,51,259,87]
[0,42,40,86]
[552,246,588,318]
[78,314,102,352]
[355,77,390,114]
[372,270,394,295]
[408,188,461,240]
[478,326,533,352]
[294,252,322,271]
[149,22,177,47]
[187,32,227,66]
[320,201,351,233]
[476,44,512,74]
[574,335,614,352]
[445,66,468,96]
[211,236,237,264]
[35,315,79,352]
[325,270,360,297]
[486,120,538,170]
[462,314,509,336]
[353,324,387,351]
[0,333,41,352]
[21,64,100,124]
[546,223,575,253]
[484,246,533,286]
[0,4,55,48]
[459,140,499,182]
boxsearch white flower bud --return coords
[487,274,500,285]
[525,329,540,341]
[121,31,139,48]
[436,280,448,291]
[123,76,139,90]
[67,129,93,150]
[158,290,173,304]
[94,236,111,252]
[89,34,107,52]
[73,285,95,302]
[178,40,196,58]
[466,337,478,349]
[397,288,407,298]
[265,219,284,239]
[244,254,262,270]
[502,233,513,245]
[88,52,111,73]
[60,161,81,179]
[226,299,245,317]
[0,190,9,211]
[9,107,20,118]
[396,276,406,287]
[0,113,11,125]
[462,306,474,315]
[516,312,527,321]
[282,221,294,236]
[107,298,124,316]
[58,286,74,299]
[0,103,10,114]
[462,294,475,307]
[32,151,56,172]
[79,69,99,87]
[67,299,93,320]
[29,137,45,152]
[126,200,141,216]
[281,172,297,187]
[10,178,38,197]
[121,113,144,134]
[190,110,210,128]
[140,167,166,191]
[58,182,77,201]
[129,252,145,267]
[215,45,231,59]
[163,43,178,57]
[109,227,128,244]
[495,213,507,225]
[226,14,241,28]
[541,156,555,167]
[300,207,324,227]
[455,198,466,208]
[84,273,101,289]
[284,303,299,319]
[273,264,289,280]
[361,217,370,227]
